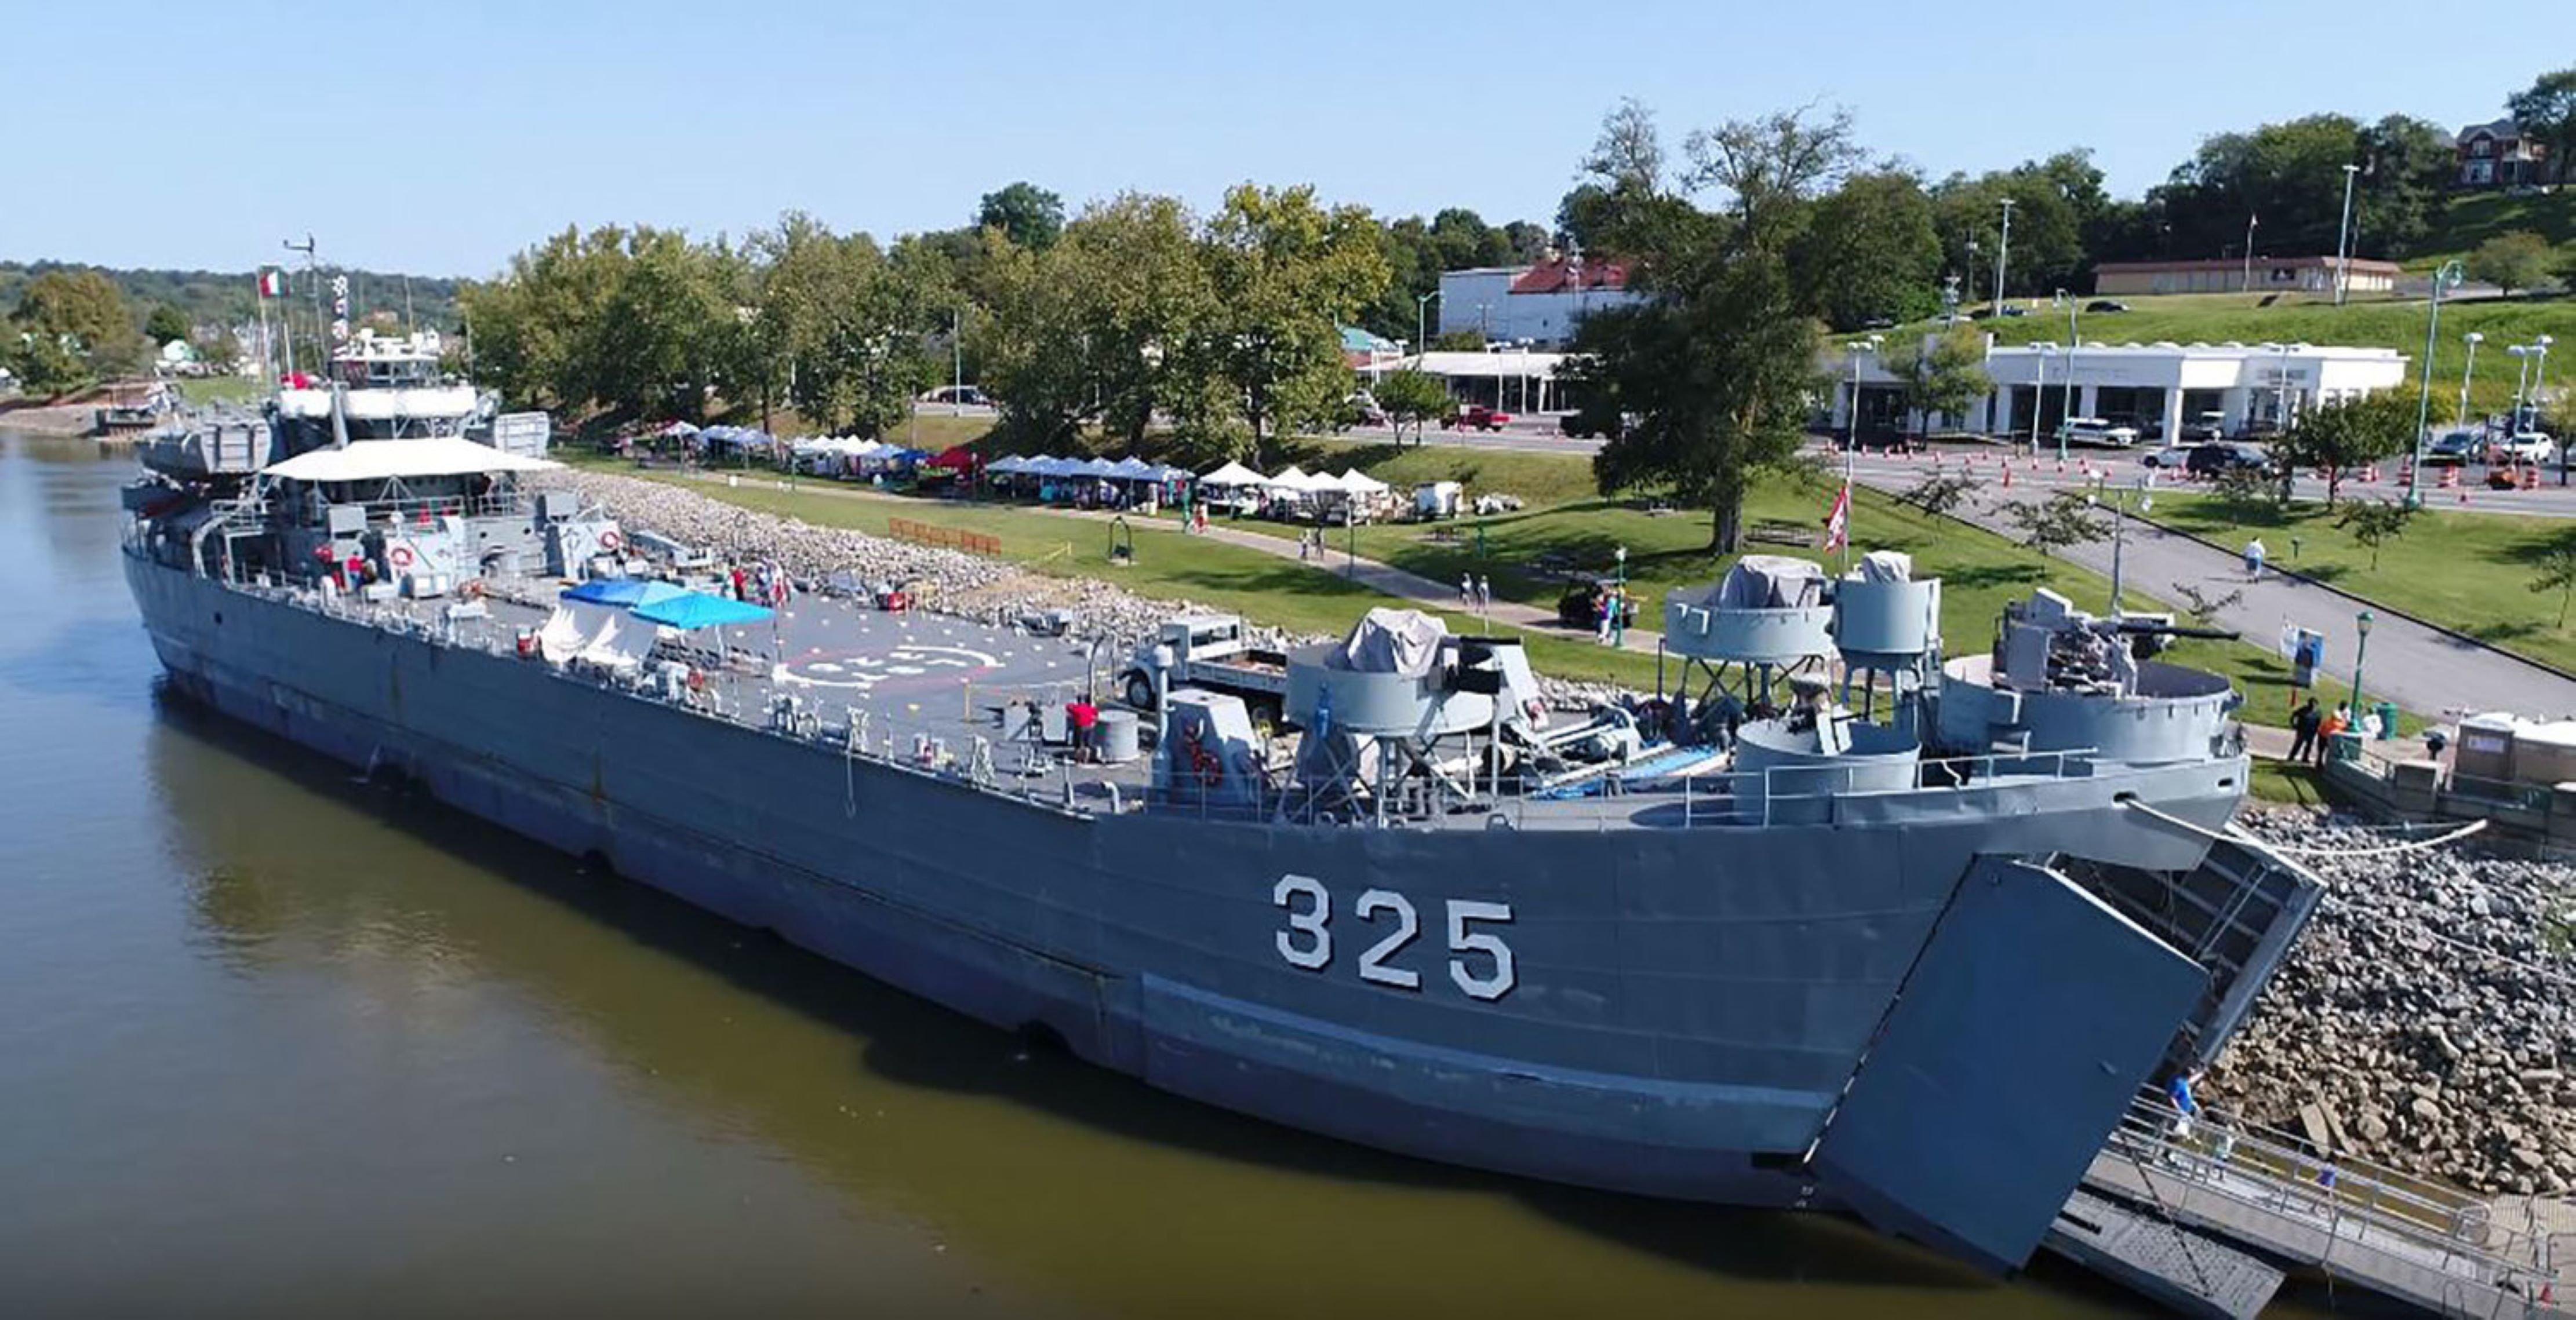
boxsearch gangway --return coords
[2079,1092,2573,1319]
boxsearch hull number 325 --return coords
[1272,875,1515,1000]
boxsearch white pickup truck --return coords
[1119,614,1293,716]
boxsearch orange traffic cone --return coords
[2003,465,2014,489]
[2524,465,2541,491]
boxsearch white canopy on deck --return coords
[262,436,559,482]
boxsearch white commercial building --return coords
[1436,257,1640,348]
[1828,338,2412,442]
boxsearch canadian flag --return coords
[1822,483,1851,552]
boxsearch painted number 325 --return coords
[1272,875,1515,1001]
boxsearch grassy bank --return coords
[2148,490,2576,674]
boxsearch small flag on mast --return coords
[257,269,287,298]
[1823,484,1851,553]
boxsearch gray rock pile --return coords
[2214,810,2576,1195]
[541,468,1630,710]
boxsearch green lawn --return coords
[176,376,263,405]
[2148,489,2576,674]
[2248,759,2331,807]
[2404,191,2576,272]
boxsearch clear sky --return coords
[7,0,2561,277]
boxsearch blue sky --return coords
[7,0,2561,276]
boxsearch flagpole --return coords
[254,274,274,385]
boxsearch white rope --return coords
[2124,797,2490,856]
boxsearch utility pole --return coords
[1992,199,2015,313]
[952,307,964,415]
[2241,213,2258,294]
[2332,163,2360,306]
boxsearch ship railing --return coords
[1121,745,2106,830]
[2101,1088,2562,1293]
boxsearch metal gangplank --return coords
[2080,1094,2574,1319]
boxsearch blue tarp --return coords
[561,579,689,608]
[632,590,774,630]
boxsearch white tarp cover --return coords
[1713,555,1827,610]
[1198,460,1264,486]
[263,436,559,482]
[538,601,656,669]
[1329,608,1448,677]
[1857,550,1913,584]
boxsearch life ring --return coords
[686,668,707,693]
[1180,724,1224,788]
[390,545,415,570]
[460,578,487,600]
[599,530,623,552]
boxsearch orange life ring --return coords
[1181,724,1224,787]
[460,578,487,600]
[599,529,623,552]
[390,545,415,570]
[686,668,707,693]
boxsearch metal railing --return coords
[2103,1090,2562,1301]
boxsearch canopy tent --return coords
[925,447,980,472]
[537,599,657,669]
[1336,469,1389,494]
[262,436,560,482]
[1198,460,1264,486]
[1265,465,1315,490]
[1074,456,1122,477]
[561,579,689,608]
[633,591,775,630]
[986,454,1028,474]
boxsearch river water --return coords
[0,433,2325,1317]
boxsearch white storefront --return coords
[1828,339,2413,441]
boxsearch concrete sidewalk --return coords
[1847,456,2576,726]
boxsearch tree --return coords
[2534,545,2576,628]
[1566,101,1839,552]
[2468,231,2555,297]
[1896,327,1991,433]
[2278,391,2415,505]
[2353,115,2461,259]
[13,268,145,382]
[1184,184,1389,465]
[191,330,240,374]
[1373,369,1453,446]
[1791,170,1942,329]
[2333,498,2414,570]
[1897,471,1980,520]
[976,182,1066,251]
[2,323,88,398]
[2169,582,2245,628]
[2151,115,2367,264]
[144,303,191,347]
[2003,491,2109,556]
[2506,68,2576,185]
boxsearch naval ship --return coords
[120,348,2324,1279]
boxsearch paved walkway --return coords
[1843,452,2576,727]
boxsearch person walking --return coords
[2244,537,2267,582]
[1460,574,1473,606]
[1475,575,1491,611]
[2288,697,2322,763]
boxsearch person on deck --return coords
[1066,700,1100,763]
[2316,704,2349,765]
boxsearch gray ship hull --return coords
[125,553,2251,1264]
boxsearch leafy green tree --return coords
[144,303,191,346]
[1792,170,1942,329]
[13,268,145,381]
[2506,68,2576,185]
[1183,184,1390,465]
[2534,545,2576,628]
[2279,391,2415,505]
[3,323,89,398]
[1566,103,1838,552]
[2151,115,2366,263]
[2333,498,2414,570]
[2468,231,2555,297]
[1931,158,2093,297]
[1897,471,1980,519]
[976,182,1065,251]
[1373,369,1453,446]
[1897,327,1991,433]
[2352,115,2462,259]
[2003,491,2109,557]
[191,330,240,374]
[1069,194,1210,449]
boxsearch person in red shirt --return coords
[1067,701,1099,763]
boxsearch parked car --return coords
[2180,411,2231,443]
[1998,305,2028,318]
[2084,300,2130,313]
[2424,429,2484,465]
[2139,443,2199,469]
[1342,391,1389,428]
[1451,404,1513,432]
[1858,316,1897,330]
[2491,431,2560,465]
[2184,442,2269,477]
[1559,410,1633,440]
[1555,575,1640,630]
[2054,417,2141,448]
[919,385,990,407]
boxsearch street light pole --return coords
[2029,346,2048,457]
[2351,609,2377,745]
[1993,199,2015,314]
[2055,289,2079,460]
[2332,163,2360,307]
[2408,261,2464,507]
[2459,331,2484,428]
[1416,290,1438,360]
[2242,213,2259,294]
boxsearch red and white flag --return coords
[257,269,287,298]
[1822,483,1851,552]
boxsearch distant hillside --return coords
[2402,191,2576,272]
[0,261,465,335]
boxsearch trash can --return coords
[2375,701,2399,742]
[1094,709,1141,764]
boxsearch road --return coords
[1832,449,2576,723]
